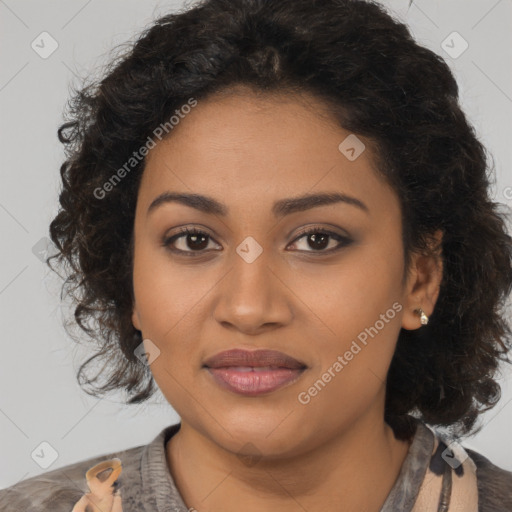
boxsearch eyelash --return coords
[162,226,353,257]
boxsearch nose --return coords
[212,251,293,335]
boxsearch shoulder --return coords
[0,444,144,512]
[464,447,512,512]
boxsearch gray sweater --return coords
[0,419,511,511]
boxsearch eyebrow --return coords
[147,191,369,217]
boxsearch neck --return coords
[166,407,412,512]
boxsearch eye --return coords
[162,227,220,256]
[289,226,353,253]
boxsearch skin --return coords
[131,85,443,512]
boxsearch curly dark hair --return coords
[48,0,512,440]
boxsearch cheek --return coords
[132,243,205,338]
[298,239,404,337]
[295,277,403,423]
[296,238,405,387]
[132,249,203,403]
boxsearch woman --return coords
[1,0,511,510]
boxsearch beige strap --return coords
[71,458,123,512]
[412,433,478,511]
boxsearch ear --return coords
[401,229,443,330]
[131,304,142,331]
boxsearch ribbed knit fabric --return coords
[140,423,187,511]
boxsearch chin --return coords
[207,417,308,460]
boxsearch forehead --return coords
[138,88,398,218]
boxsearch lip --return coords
[203,349,307,396]
[203,348,306,369]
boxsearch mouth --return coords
[203,349,307,396]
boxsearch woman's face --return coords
[131,88,437,458]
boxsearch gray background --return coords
[0,0,511,489]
